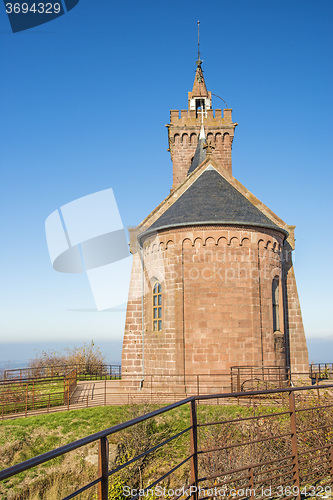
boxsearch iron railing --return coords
[0,368,78,417]
[0,371,315,420]
[64,368,77,406]
[230,366,291,392]
[1,384,333,499]
[310,363,333,381]
[3,363,121,381]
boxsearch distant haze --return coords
[0,337,331,371]
[0,341,122,371]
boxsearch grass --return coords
[0,405,135,499]
[0,380,67,416]
[0,374,120,417]
[0,402,275,500]
[1,399,330,500]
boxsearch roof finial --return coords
[196,20,202,67]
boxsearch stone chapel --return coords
[121,59,309,387]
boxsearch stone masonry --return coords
[121,60,309,391]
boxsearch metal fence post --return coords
[237,370,241,393]
[289,391,301,500]
[249,467,255,499]
[98,436,109,500]
[190,399,198,500]
[25,384,28,417]
[329,446,333,484]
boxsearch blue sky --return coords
[0,0,332,364]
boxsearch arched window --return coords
[152,282,162,332]
[272,277,280,332]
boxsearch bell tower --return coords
[167,28,238,191]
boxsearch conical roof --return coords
[140,167,287,241]
[190,63,208,98]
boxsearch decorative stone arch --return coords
[229,236,240,247]
[190,133,197,145]
[194,237,203,247]
[182,238,193,248]
[204,237,216,247]
[266,240,273,251]
[206,132,214,144]
[223,132,230,146]
[182,133,189,145]
[166,240,174,250]
[215,132,222,144]
[217,236,228,247]
[174,133,180,145]
[241,237,250,247]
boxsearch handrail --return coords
[0,395,193,481]
[1,384,333,500]
[3,363,121,381]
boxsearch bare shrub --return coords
[199,393,333,493]
[111,404,173,492]
[28,341,105,375]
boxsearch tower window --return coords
[195,99,205,118]
[152,282,162,332]
[272,277,280,332]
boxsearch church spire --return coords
[191,63,208,98]
[188,22,211,115]
[191,21,208,98]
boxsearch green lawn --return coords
[1,400,329,500]
[0,403,262,500]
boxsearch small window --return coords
[195,99,205,118]
[272,277,280,332]
[153,282,162,332]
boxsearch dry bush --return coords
[28,341,105,374]
[198,410,291,492]
[198,393,333,493]
[110,404,175,493]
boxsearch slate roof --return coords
[140,167,287,241]
[187,137,206,175]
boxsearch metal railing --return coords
[3,363,121,381]
[0,368,80,417]
[64,368,77,406]
[1,384,333,499]
[230,366,291,392]
[310,363,333,381]
[0,371,316,420]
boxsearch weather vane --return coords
[197,20,202,67]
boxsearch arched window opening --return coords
[272,277,280,332]
[195,99,207,119]
[153,282,162,332]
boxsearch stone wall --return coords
[167,109,237,190]
[121,224,308,381]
